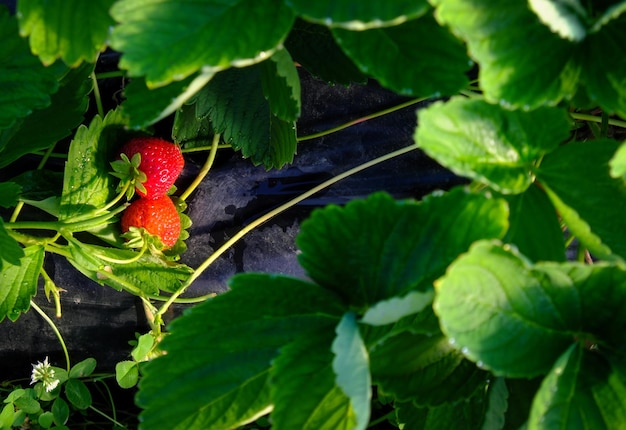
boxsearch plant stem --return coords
[181,144,231,153]
[180,133,220,202]
[570,112,626,129]
[88,405,128,429]
[10,144,58,222]
[7,204,127,233]
[297,97,428,142]
[40,267,63,318]
[155,144,418,318]
[30,301,71,372]
[95,70,126,80]
[91,71,105,118]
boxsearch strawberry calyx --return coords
[110,153,148,200]
[122,226,169,256]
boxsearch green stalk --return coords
[570,112,626,129]
[297,97,428,142]
[155,144,419,320]
[180,133,220,202]
[91,71,105,118]
[30,301,71,372]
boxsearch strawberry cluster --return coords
[112,137,185,249]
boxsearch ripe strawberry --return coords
[121,195,181,249]
[114,137,184,199]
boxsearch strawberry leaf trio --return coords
[111,137,185,250]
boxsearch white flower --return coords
[30,357,60,392]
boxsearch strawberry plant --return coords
[1,0,626,429]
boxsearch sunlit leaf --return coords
[110,0,295,87]
[361,290,434,326]
[58,108,128,220]
[417,98,571,193]
[435,240,573,377]
[432,0,580,110]
[297,189,508,310]
[67,242,192,295]
[528,0,587,42]
[435,240,626,377]
[17,0,115,66]
[332,312,371,430]
[285,0,430,29]
[0,245,44,322]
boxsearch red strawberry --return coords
[116,137,184,199]
[121,195,181,249]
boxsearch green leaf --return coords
[394,376,508,429]
[0,8,58,129]
[13,396,41,415]
[482,377,509,430]
[332,312,371,430]
[537,139,626,261]
[333,12,470,97]
[110,0,295,87]
[58,108,128,220]
[502,184,566,262]
[0,62,93,168]
[529,345,626,429]
[64,379,92,410]
[361,290,434,326]
[0,403,15,428]
[395,390,488,430]
[38,411,54,428]
[0,245,43,322]
[131,333,155,362]
[434,241,572,377]
[528,0,588,42]
[0,219,24,270]
[435,240,626,378]
[284,19,366,85]
[582,14,626,118]
[69,358,97,379]
[260,48,301,122]
[172,101,214,148]
[122,72,215,129]
[195,66,297,168]
[610,141,626,179]
[432,0,580,110]
[67,242,193,295]
[0,182,20,208]
[416,98,571,193]
[369,331,487,406]
[51,397,69,426]
[6,170,63,202]
[115,361,139,389]
[285,0,430,29]
[297,189,508,310]
[17,0,115,66]
[270,328,355,430]
[137,274,344,430]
